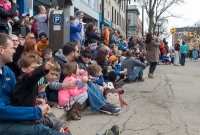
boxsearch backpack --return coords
[104,88,128,108]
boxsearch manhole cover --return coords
[139,91,152,93]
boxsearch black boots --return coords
[67,102,82,120]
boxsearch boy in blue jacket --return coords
[109,55,127,83]
[0,33,70,135]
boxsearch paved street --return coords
[53,59,200,135]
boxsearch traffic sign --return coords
[53,15,62,24]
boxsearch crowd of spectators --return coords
[0,1,175,134]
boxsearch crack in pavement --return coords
[120,105,138,133]
[164,73,175,100]
[178,115,190,135]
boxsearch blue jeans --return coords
[181,53,186,66]
[38,92,47,99]
[128,67,143,81]
[48,91,58,102]
[0,121,69,135]
[87,82,105,112]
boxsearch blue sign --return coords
[66,16,69,25]
[53,15,61,24]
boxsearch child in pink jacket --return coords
[58,61,88,120]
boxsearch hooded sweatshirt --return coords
[49,49,68,91]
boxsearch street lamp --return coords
[156,22,161,36]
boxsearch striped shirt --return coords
[38,77,48,87]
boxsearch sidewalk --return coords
[52,59,200,135]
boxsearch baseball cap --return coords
[82,49,92,56]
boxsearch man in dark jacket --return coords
[47,42,79,101]
[121,50,146,82]
[0,0,17,33]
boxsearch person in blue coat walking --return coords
[70,16,82,42]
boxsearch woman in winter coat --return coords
[93,47,117,82]
[85,22,101,45]
[145,33,160,78]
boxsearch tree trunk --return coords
[153,24,156,35]
[148,11,154,33]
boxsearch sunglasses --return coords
[12,40,18,42]
[83,55,91,59]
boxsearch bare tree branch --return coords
[141,0,185,33]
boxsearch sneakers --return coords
[100,104,120,115]
[110,125,120,135]
[106,103,121,110]
[137,77,144,82]
[105,125,120,135]
[104,129,114,135]
[46,101,54,107]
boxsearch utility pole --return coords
[101,0,104,42]
[142,6,144,37]
[126,0,128,39]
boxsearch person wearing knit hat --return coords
[109,55,127,85]
[109,55,117,64]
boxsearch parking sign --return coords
[53,15,61,24]
[66,16,69,25]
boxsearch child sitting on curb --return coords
[10,54,70,134]
[42,48,53,63]
[109,55,127,84]
[37,60,61,107]
[88,64,107,93]
[58,61,88,120]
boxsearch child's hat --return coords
[109,55,117,64]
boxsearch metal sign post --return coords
[48,0,72,51]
